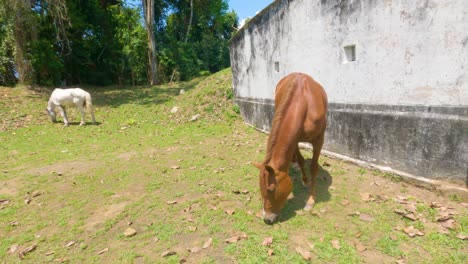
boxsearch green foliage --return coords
[0,0,238,86]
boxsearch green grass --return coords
[0,68,466,263]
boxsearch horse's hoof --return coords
[303,203,315,211]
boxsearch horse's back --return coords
[49,88,89,106]
[275,72,327,110]
[275,72,328,139]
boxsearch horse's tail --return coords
[84,92,97,124]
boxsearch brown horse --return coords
[252,72,328,224]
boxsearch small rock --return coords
[124,228,137,237]
[170,107,179,114]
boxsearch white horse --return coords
[46,88,96,126]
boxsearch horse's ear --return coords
[251,162,263,170]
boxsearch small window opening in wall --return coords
[274,61,279,72]
[344,45,356,63]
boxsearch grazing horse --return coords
[46,88,96,126]
[252,73,328,224]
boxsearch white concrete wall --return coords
[231,0,468,106]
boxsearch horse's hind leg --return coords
[77,103,86,126]
[304,135,324,211]
[293,147,307,186]
[58,106,69,126]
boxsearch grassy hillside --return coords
[0,69,467,263]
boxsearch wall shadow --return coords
[278,159,332,223]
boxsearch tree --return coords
[142,0,158,85]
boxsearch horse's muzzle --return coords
[263,212,278,225]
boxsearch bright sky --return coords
[227,0,274,27]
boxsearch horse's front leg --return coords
[58,106,69,126]
[304,135,324,211]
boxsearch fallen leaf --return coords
[360,193,373,202]
[439,219,456,230]
[295,246,312,260]
[267,249,274,256]
[166,200,178,205]
[188,226,197,232]
[225,236,240,244]
[32,191,43,197]
[242,190,249,194]
[348,211,361,216]
[456,233,468,240]
[395,196,408,204]
[97,247,109,255]
[394,209,406,215]
[7,244,18,254]
[354,241,366,252]
[54,257,68,263]
[261,237,273,247]
[202,238,213,249]
[153,237,160,243]
[65,241,76,247]
[306,242,315,250]
[403,226,424,237]
[395,258,406,264]
[437,226,450,234]
[403,213,417,221]
[124,228,137,237]
[0,199,10,205]
[436,212,453,222]
[355,232,363,238]
[188,246,201,253]
[255,211,262,218]
[171,165,180,170]
[340,199,350,206]
[331,240,341,250]
[161,251,176,257]
[359,213,374,222]
[225,209,235,215]
[18,244,37,259]
[45,251,54,256]
[389,234,398,241]
[24,198,31,204]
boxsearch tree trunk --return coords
[185,0,193,43]
[142,0,157,85]
[12,0,36,84]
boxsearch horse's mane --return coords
[263,75,299,164]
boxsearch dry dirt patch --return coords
[26,160,100,176]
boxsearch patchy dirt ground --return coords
[0,73,467,263]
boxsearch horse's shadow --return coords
[278,159,332,223]
[55,121,102,126]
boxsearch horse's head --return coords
[46,107,57,122]
[252,162,292,224]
